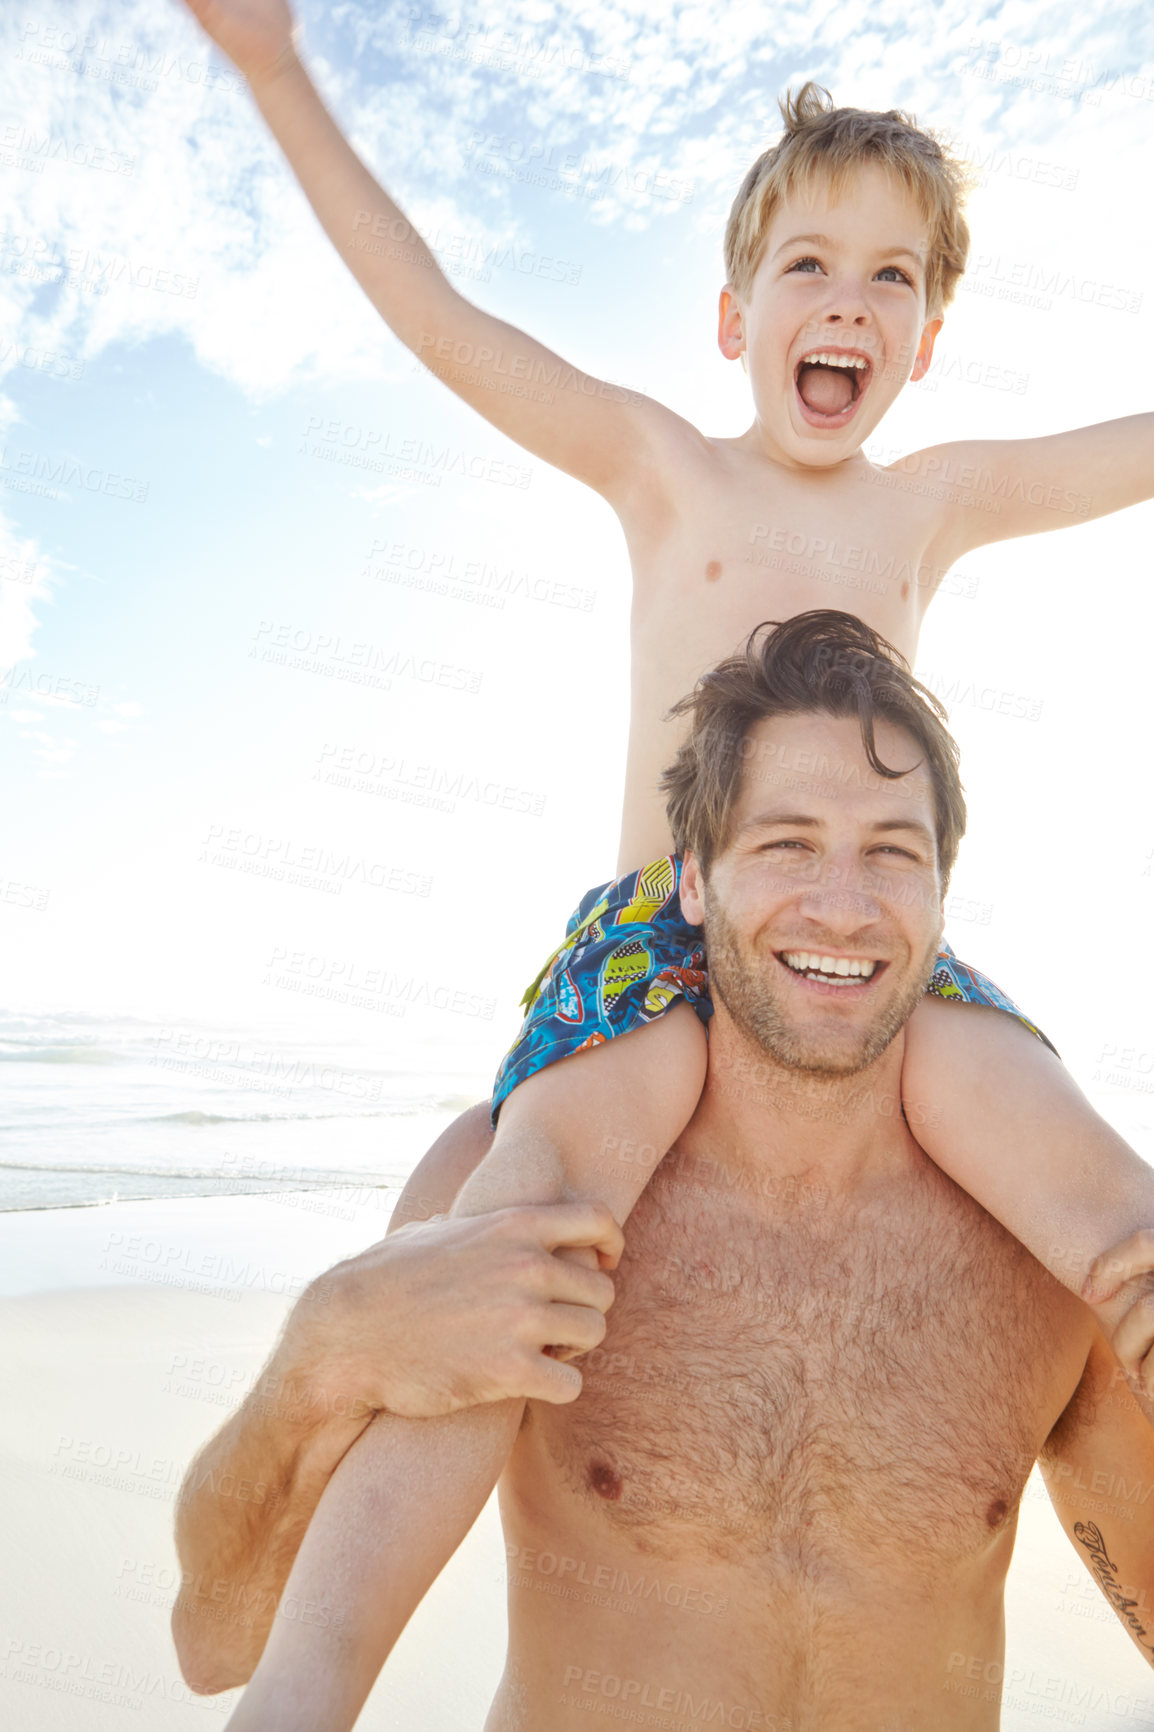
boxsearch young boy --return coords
[179,0,1154,1716]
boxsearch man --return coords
[176,615,1154,1729]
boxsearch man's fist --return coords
[275,1201,625,1424]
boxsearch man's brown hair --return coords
[661,610,966,882]
[724,82,972,318]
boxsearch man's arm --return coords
[1039,1327,1154,1670]
[181,0,692,510]
[221,1012,705,1731]
[911,413,1154,587]
[172,1105,623,1693]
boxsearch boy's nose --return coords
[821,280,871,326]
[823,304,870,328]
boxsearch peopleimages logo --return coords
[264,946,496,1021]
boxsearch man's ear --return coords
[717,286,746,368]
[679,851,706,925]
[910,316,943,383]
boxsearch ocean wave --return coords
[147,1102,470,1126]
[0,1039,134,1062]
[0,1157,406,1187]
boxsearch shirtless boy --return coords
[176,0,1154,1704]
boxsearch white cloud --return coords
[0,511,53,674]
[1,0,1150,409]
[15,726,76,767]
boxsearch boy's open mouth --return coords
[794,349,873,428]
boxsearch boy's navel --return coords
[705,560,722,583]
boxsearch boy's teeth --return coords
[782,951,877,980]
[800,351,867,369]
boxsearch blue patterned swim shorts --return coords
[490,853,1055,1123]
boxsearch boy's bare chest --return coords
[626,451,941,685]
[613,445,947,863]
[521,1153,1088,1573]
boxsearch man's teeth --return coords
[799,352,868,369]
[782,951,877,980]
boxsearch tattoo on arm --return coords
[1073,1521,1154,1662]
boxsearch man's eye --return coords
[761,839,806,851]
[876,266,912,285]
[871,845,917,861]
[786,256,822,274]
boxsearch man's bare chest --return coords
[521,1152,1088,1573]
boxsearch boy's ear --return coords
[910,316,943,383]
[680,852,706,925]
[717,286,746,368]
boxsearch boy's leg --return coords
[901,992,1154,1334]
[453,852,712,1251]
[453,1004,709,1231]
[229,1012,706,1727]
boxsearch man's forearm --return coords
[225,1400,523,1732]
[173,1366,372,1692]
[246,48,459,353]
[220,1112,627,1725]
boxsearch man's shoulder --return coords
[389,1102,493,1231]
[1039,1326,1112,1456]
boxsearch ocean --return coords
[0,1008,494,1212]
[5,1006,1150,1216]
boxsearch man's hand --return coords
[1083,1229,1154,1404]
[275,1200,624,1422]
[181,0,299,87]
[173,1193,622,1693]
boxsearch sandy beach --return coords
[1,1191,1151,1732]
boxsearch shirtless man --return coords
[189,613,1154,1730]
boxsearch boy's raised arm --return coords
[183,0,681,505]
[913,412,1154,582]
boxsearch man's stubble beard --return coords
[702,881,940,1078]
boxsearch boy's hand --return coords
[180,0,299,87]
[1083,1229,1154,1400]
[277,1201,623,1423]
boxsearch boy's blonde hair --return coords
[724,82,972,319]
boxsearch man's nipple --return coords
[705,560,722,583]
[588,1460,623,1500]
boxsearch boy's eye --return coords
[786,256,823,274]
[875,265,913,285]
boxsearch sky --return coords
[0,0,1152,1140]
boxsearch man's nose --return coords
[795,860,883,930]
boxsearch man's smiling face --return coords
[679,709,946,1075]
[718,163,942,468]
